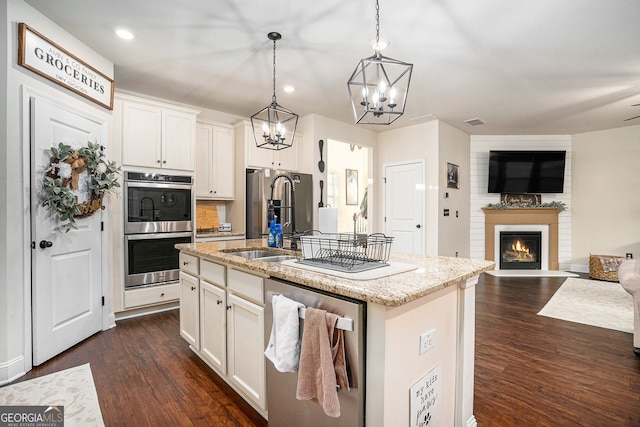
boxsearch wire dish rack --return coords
[298,232,394,273]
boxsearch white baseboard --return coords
[570,263,589,274]
[0,355,26,386]
[466,415,478,427]
[114,303,179,322]
[105,312,116,330]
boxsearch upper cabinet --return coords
[118,94,199,172]
[238,121,301,171]
[195,122,235,200]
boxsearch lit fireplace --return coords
[499,232,542,270]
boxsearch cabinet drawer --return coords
[201,259,226,286]
[180,253,199,275]
[124,283,180,309]
[227,269,264,304]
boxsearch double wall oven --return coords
[124,172,193,289]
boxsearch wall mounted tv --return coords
[487,150,566,193]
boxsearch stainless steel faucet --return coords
[268,174,299,250]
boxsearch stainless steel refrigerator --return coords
[246,168,313,239]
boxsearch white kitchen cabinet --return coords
[200,280,227,373]
[179,271,200,348]
[196,123,235,199]
[119,94,198,171]
[227,292,265,410]
[240,121,301,171]
[179,255,267,415]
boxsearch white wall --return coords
[377,121,439,254]
[438,122,471,258]
[2,0,114,382]
[376,120,471,256]
[571,125,640,268]
[469,135,573,269]
[1,0,9,378]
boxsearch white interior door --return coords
[384,161,425,254]
[31,97,104,366]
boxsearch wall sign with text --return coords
[410,363,441,427]
[18,23,114,110]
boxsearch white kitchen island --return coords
[176,239,494,427]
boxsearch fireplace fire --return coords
[500,231,542,270]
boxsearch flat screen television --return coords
[487,150,566,193]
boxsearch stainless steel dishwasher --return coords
[264,278,365,426]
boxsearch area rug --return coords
[538,277,633,333]
[0,363,104,426]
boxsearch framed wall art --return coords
[346,169,358,205]
[446,162,459,189]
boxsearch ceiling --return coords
[24,0,640,135]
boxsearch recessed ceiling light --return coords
[283,85,295,93]
[113,27,135,40]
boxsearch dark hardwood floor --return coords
[475,274,640,426]
[7,273,640,426]
[11,310,267,427]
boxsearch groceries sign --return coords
[18,23,114,110]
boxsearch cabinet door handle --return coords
[160,293,165,297]
[226,305,232,310]
[157,160,161,163]
[191,286,196,291]
[183,261,189,265]
[209,190,213,193]
[216,300,223,305]
[163,160,167,164]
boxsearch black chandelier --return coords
[347,0,413,125]
[251,32,298,150]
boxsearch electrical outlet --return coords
[419,329,436,355]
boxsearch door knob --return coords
[416,224,421,229]
[39,240,53,249]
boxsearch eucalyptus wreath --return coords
[41,141,121,232]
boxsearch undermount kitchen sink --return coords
[226,249,297,263]
[255,255,298,263]
[229,250,283,259]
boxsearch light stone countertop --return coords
[195,230,245,239]
[176,239,495,307]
